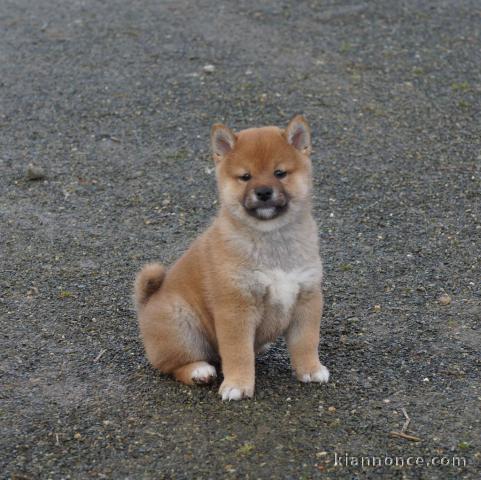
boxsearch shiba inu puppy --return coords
[134,115,329,400]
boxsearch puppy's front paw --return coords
[298,364,330,384]
[219,380,254,401]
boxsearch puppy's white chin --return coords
[256,207,276,219]
[225,203,295,232]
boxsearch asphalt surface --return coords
[1,0,480,478]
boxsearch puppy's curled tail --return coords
[134,263,166,308]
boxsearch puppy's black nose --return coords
[255,186,273,202]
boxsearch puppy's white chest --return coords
[264,270,300,312]
[256,266,322,312]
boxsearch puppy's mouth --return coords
[244,202,288,221]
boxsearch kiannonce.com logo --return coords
[333,453,468,468]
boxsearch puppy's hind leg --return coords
[139,295,217,385]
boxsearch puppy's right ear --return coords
[211,124,236,163]
[285,115,311,155]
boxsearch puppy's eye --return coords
[274,170,287,179]
[239,173,251,182]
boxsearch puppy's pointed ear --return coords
[211,124,236,163]
[285,115,311,155]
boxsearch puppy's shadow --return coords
[256,339,291,377]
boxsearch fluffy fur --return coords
[134,115,329,400]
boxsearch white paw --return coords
[219,381,254,401]
[191,364,217,384]
[299,365,330,383]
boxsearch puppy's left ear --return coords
[211,124,236,163]
[285,115,311,155]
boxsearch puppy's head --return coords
[211,115,313,231]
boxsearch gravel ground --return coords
[1,1,480,478]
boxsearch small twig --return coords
[96,133,121,143]
[389,408,421,442]
[94,349,106,362]
[389,431,422,442]
[401,407,410,432]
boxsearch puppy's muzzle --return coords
[244,186,289,220]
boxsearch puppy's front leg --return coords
[215,304,257,401]
[286,290,329,383]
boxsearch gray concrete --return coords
[1,0,480,478]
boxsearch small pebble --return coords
[328,406,336,413]
[373,304,381,313]
[438,293,452,305]
[26,163,46,180]
[203,64,215,74]
[26,286,39,297]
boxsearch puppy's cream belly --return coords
[255,309,290,347]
